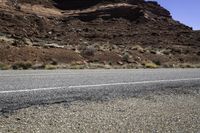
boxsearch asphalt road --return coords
[0,69,200,112]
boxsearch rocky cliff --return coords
[0,0,199,69]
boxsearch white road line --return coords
[0,86,64,94]
[68,78,200,88]
[0,78,200,94]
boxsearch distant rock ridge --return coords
[16,0,171,19]
[54,0,171,18]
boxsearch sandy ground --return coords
[0,93,200,133]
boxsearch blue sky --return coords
[147,0,200,30]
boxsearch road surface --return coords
[0,69,200,112]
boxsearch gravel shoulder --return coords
[0,91,200,133]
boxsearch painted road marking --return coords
[0,78,200,94]
[0,86,64,94]
[68,78,200,88]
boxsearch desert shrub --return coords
[122,53,129,62]
[0,63,10,70]
[172,48,182,54]
[11,40,24,47]
[45,65,57,70]
[88,63,110,69]
[12,62,32,70]
[153,60,161,66]
[131,45,145,53]
[163,49,171,55]
[81,46,96,57]
[32,63,45,69]
[144,62,158,68]
[69,65,85,69]
[50,59,58,65]
[150,50,157,54]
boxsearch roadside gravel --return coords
[0,93,200,133]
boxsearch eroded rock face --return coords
[144,1,171,18]
[54,0,100,10]
[0,0,192,42]
[43,0,171,21]
[16,0,144,10]
[53,0,144,10]
[72,4,143,21]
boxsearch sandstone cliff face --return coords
[0,0,199,68]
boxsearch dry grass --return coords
[45,64,58,70]
[0,63,10,70]
[144,62,158,68]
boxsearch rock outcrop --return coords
[0,0,199,68]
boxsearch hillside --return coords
[0,0,200,69]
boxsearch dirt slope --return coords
[0,0,200,69]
